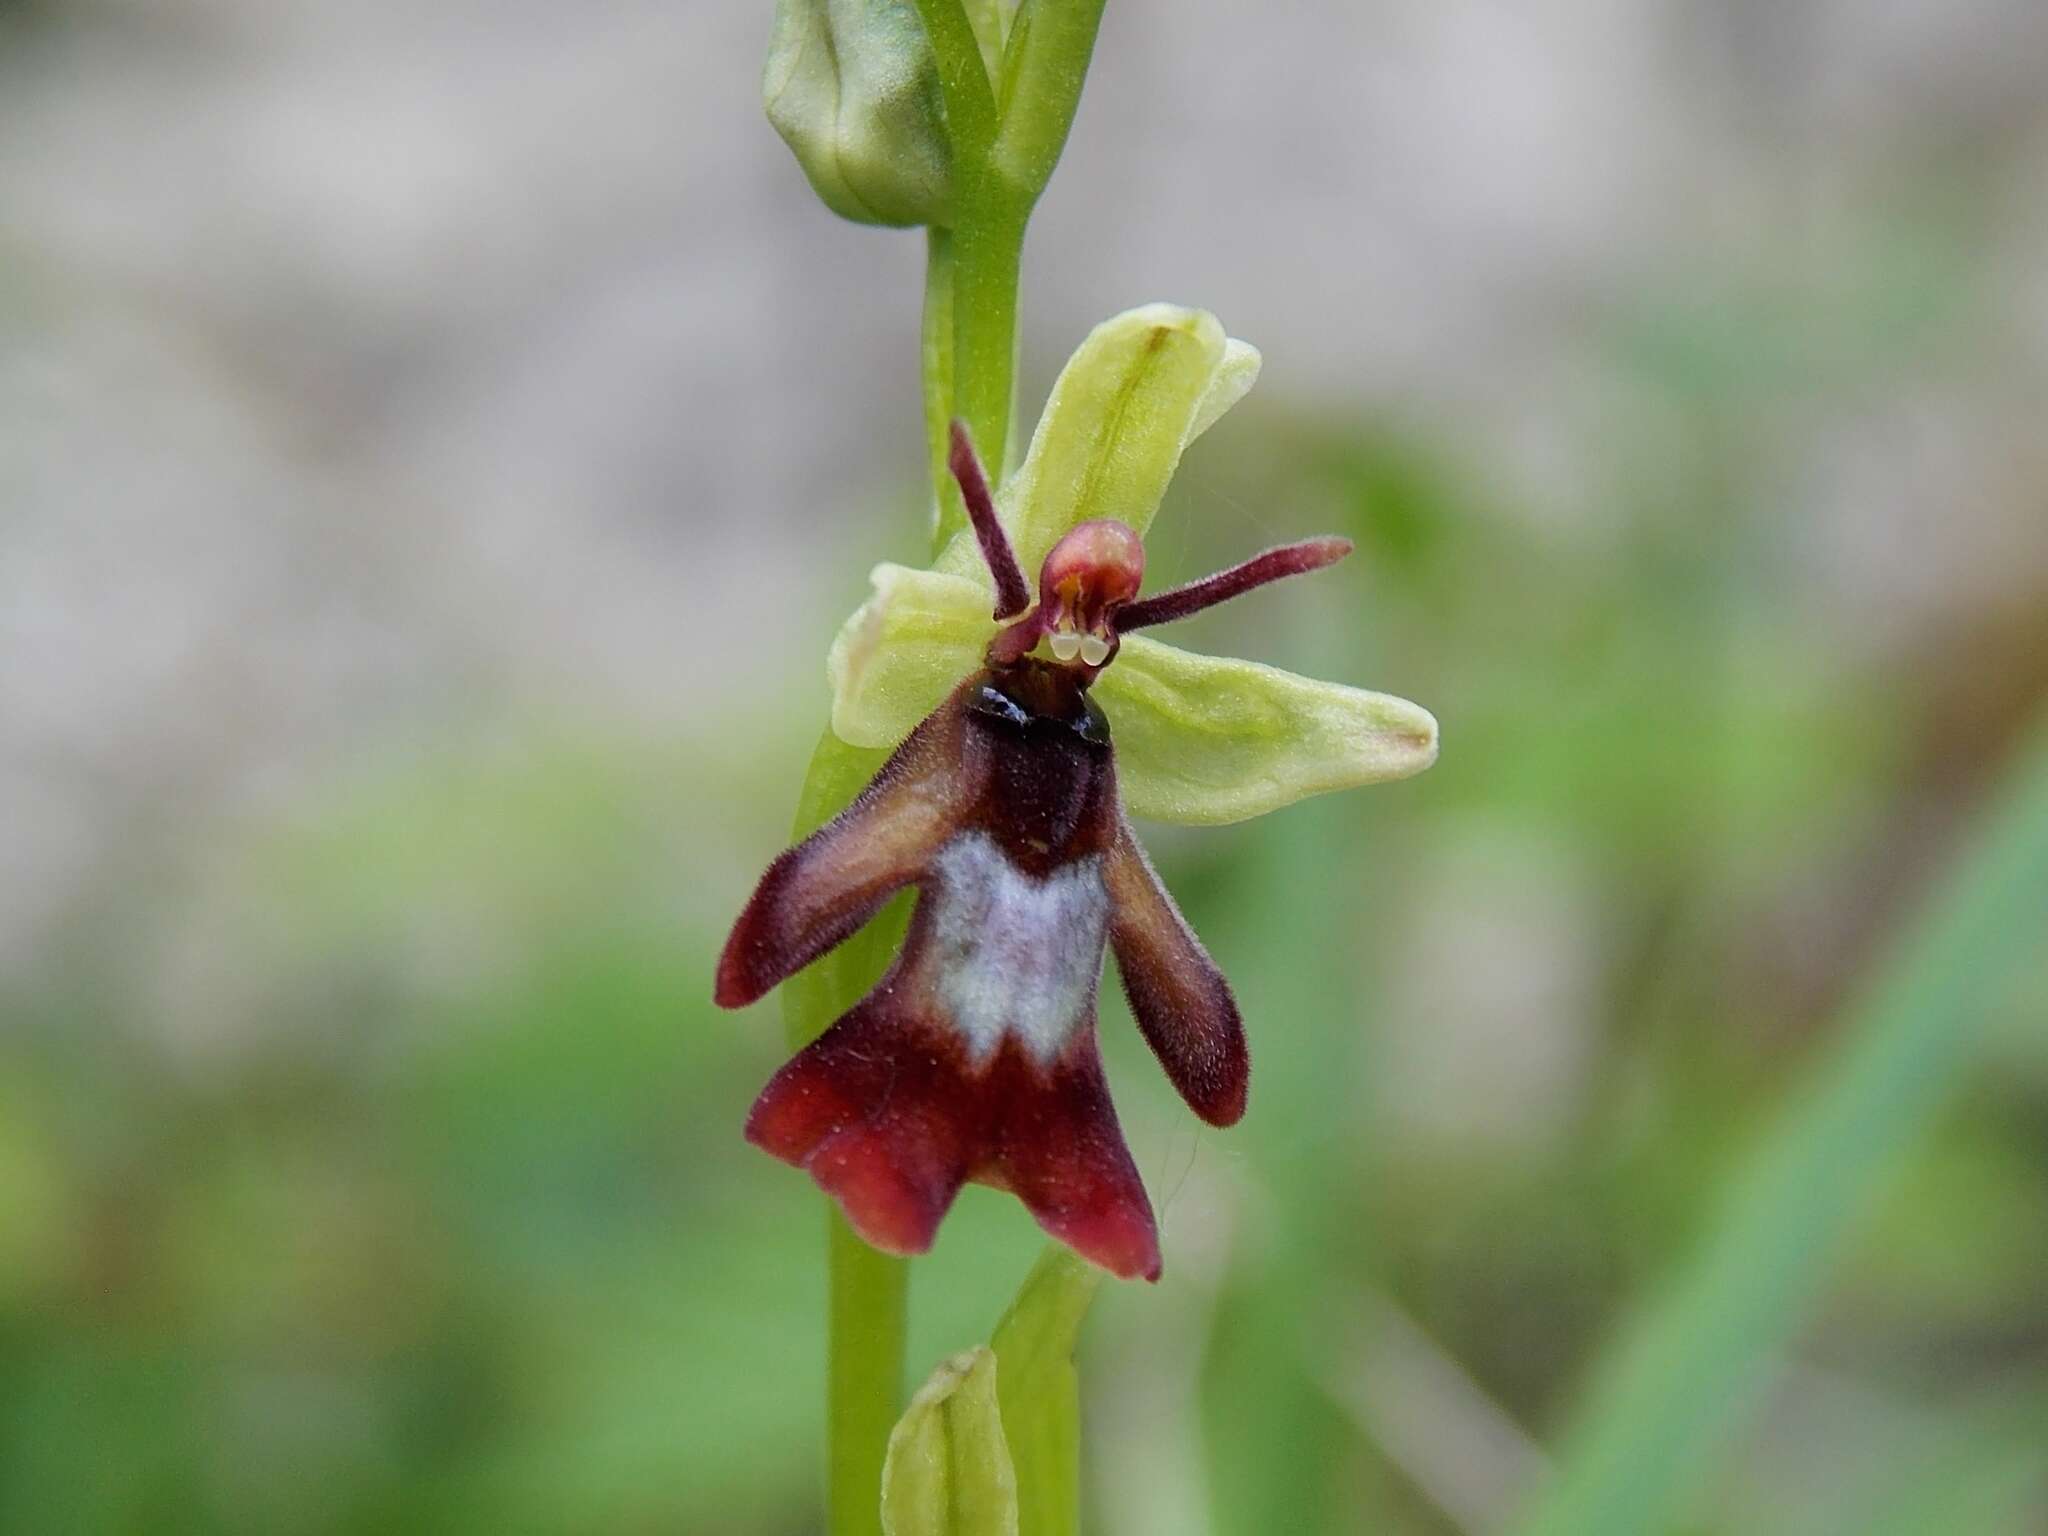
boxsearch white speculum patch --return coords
[926,832,1109,1067]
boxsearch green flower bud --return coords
[763,0,953,227]
[881,1348,1018,1535]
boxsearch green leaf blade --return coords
[1515,713,2048,1536]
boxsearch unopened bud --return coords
[881,1348,1018,1535]
[763,0,953,228]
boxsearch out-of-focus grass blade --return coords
[1855,1394,2048,1536]
[1192,734,1397,1533]
[1748,1385,2048,1536]
[989,1245,1100,1536]
[1516,715,2048,1536]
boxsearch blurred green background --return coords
[4,1,2047,1532]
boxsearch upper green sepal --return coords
[764,0,954,227]
[934,304,1256,583]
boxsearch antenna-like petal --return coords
[948,421,1031,620]
[1115,537,1352,633]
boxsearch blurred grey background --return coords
[8,0,2045,979]
[4,2,2047,1533]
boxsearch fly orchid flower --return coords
[717,305,1438,1281]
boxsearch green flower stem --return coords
[784,730,910,1536]
[917,0,1106,546]
[922,226,960,539]
[827,1209,910,1536]
[799,4,1109,1525]
[922,208,1025,546]
[944,194,1026,511]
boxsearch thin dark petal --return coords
[1104,815,1248,1127]
[714,702,974,1008]
[1113,536,1352,633]
[949,420,1032,620]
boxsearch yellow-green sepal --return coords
[933,305,1258,582]
[1096,635,1440,825]
[828,564,996,750]
[1188,336,1262,444]
[822,571,1438,825]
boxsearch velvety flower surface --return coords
[718,305,1438,1280]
